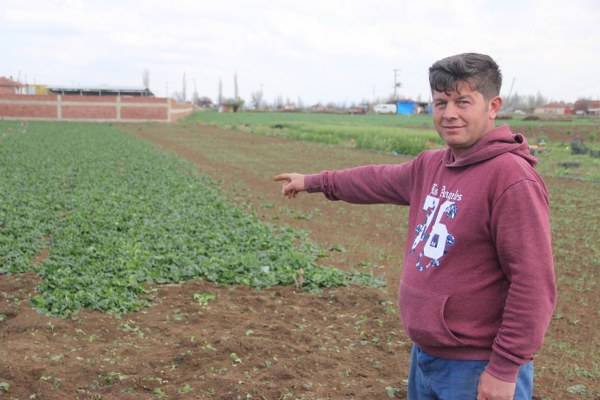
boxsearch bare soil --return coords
[0,122,597,399]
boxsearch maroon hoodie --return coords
[304,125,556,382]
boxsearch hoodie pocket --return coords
[399,282,466,348]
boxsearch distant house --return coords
[0,76,25,94]
[588,101,600,116]
[218,104,237,113]
[533,102,574,115]
[574,99,600,116]
[348,105,367,114]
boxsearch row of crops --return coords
[0,121,380,317]
[189,112,444,156]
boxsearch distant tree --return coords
[274,95,284,110]
[222,97,244,112]
[181,73,187,102]
[325,101,339,111]
[195,96,213,109]
[535,91,547,107]
[218,78,223,105]
[191,78,198,105]
[142,67,150,89]
[234,73,239,103]
[250,90,263,109]
[526,94,537,110]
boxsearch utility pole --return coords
[182,72,187,102]
[193,78,198,105]
[218,78,223,105]
[234,72,239,102]
[372,85,376,110]
[507,77,516,110]
[260,83,264,109]
[393,69,401,101]
[507,77,516,99]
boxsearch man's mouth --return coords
[442,125,464,130]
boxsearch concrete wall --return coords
[0,94,193,122]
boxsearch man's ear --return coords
[488,96,503,120]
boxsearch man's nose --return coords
[442,103,458,119]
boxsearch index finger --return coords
[273,173,291,182]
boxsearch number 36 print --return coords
[410,195,457,271]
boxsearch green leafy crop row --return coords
[189,112,443,155]
[0,121,381,317]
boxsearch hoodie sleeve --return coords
[487,177,557,382]
[304,162,414,205]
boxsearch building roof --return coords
[46,85,154,97]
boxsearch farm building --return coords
[397,100,415,115]
[533,102,574,115]
[396,100,430,115]
[0,75,192,122]
[574,99,600,116]
[0,76,25,94]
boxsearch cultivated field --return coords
[0,114,598,399]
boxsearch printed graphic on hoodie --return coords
[410,183,460,271]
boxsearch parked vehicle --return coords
[374,103,397,114]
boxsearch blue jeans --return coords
[408,345,533,400]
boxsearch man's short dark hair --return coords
[429,53,502,100]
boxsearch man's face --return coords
[432,81,502,158]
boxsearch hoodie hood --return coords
[445,124,537,168]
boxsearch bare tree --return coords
[535,91,547,107]
[218,78,223,105]
[142,67,150,89]
[250,90,263,109]
[192,78,198,106]
[195,96,213,109]
[274,95,284,110]
[234,72,239,102]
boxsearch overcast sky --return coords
[2,0,599,105]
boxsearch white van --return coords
[374,103,397,114]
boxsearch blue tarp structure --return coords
[397,101,415,115]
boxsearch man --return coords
[274,53,556,399]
